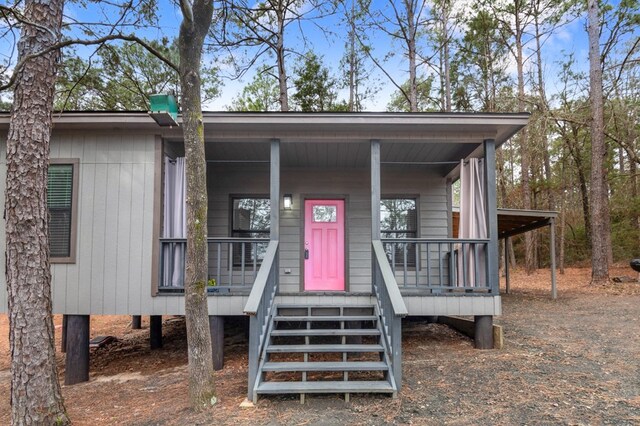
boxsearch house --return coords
[0,111,530,402]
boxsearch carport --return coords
[453,208,559,299]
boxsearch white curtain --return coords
[162,157,186,287]
[458,158,487,287]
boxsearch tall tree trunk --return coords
[534,10,553,211]
[442,1,451,112]
[559,145,567,274]
[5,0,70,424]
[348,0,356,111]
[276,10,289,112]
[631,150,640,245]
[514,8,534,274]
[178,0,217,407]
[587,0,610,284]
[406,0,418,112]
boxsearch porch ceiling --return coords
[202,141,482,171]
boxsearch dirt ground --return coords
[1,266,639,425]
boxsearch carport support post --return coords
[150,315,162,349]
[65,314,90,385]
[474,315,493,349]
[209,316,224,370]
[550,218,557,300]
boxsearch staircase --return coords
[252,304,397,403]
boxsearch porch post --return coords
[483,139,499,294]
[132,315,142,329]
[65,314,90,385]
[371,140,380,240]
[270,139,280,241]
[150,315,163,349]
[209,315,224,370]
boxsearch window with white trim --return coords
[48,162,77,261]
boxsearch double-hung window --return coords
[231,197,270,265]
[49,161,78,263]
[381,198,417,267]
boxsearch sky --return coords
[0,0,623,112]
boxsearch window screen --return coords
[48,164,74,258]
[231,197,270,265]
[381,198,417,267]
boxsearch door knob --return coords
[304,249,309,259]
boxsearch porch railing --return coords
[380,238,494,293]
[372,240,408,392]
[243,240,279,401]
[158,237,270,292]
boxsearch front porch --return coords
[153,113,528,400]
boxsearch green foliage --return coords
[451,7,511,112]
[55,40,221,111]
[291,52,339,112]
[228,66,279,111]
[386,76,437,112]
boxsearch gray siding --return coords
[207,164,448,294]
[0,132,158,315]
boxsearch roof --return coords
[452,208,558,239]
[0,111,529,177]
[0,111,528,144]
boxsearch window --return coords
[49,161,78,262]
[231,197,270,265]
[381,198,417,267]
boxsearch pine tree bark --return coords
[275,7,289,111]
[513,5,534,274]
[587,0,610,284]
[178,0,217,407]
[5,0,69,424]
[405,0,418,112]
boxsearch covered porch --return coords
[152,112,529,400]
[156,113,529,302]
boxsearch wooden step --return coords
[267,344,384,353]
[262,361,388,372]
[270,328,380,337]
[274,315,377,322]
[256,380,395,394]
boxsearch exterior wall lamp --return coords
[283,194,293,210]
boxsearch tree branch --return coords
[0,33,179,92]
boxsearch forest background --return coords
[1,0,639,273]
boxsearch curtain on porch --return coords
[162,157,186,287]
[458,158,487,287]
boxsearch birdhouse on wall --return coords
[149,94,179,127]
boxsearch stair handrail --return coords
[372,239,408,391]
[372,240,408,316]
[243,240,279,401]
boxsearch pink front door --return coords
[304,199,345,291]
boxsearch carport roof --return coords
[452,208,558,240]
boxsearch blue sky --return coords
[1,0,627,111]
